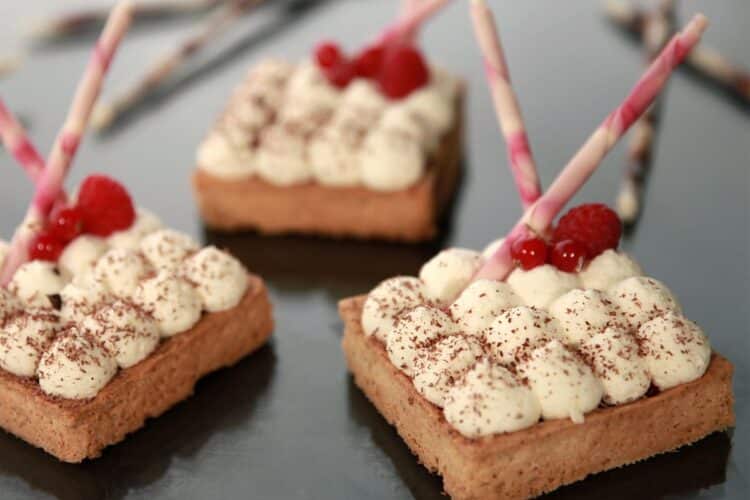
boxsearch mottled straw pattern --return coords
[0,99,46,181]
[1,1,135,285]
[476,14,708,281]
[470,0,541,209]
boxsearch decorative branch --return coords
[476,14,709,281]
[470,0,541,209]
[0,99,46,181]
[378,0,452,45]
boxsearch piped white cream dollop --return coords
[58,235,108,280]
[609,276,681,330]
[0,288,21,323]
[507,264,581,309]
[134,270,202,337]
[580,327,650,404]
[107,208,163,251]
[182,246,247,312]
[37,329,118,399]
[0,309,59,377]
[360,128,424,191]
[9,261,65,308]
[579,250,643,291]
[412,335,481,407]
[82,300,160,369]
[386,306,455,376]
[443,360,541,438]
[449,279,520,335]
[94,249,152,300]
[403,85,454,138]
[255,124,312,186]
[486,306,561,365]
[419,248,484,306]
[549,289,618,346]
[635,312,711,390]
[59,278,111,325]
[308,126,362,187]
[140,229,198,272]
[362,277,428,343]
[197,130,254,180]
[520,340,604,423]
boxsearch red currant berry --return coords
[377,44,429,99]
[550,239,588,273]
[76,174,136,237]
[29,232,65,262]
[510,237,549,271]
[324,60,355,88]
[48,206,83,243]
[314,41,342,69]
[354,44,385,78]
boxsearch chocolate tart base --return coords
[339,295,735,500]
[0,275,274,463]
[191,89,464,243]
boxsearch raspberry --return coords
[354,44,385,78]
[552,203,622,258]
[314,41,342,69]
[48,206,83,243]
[29,232,65,262]
[510,237,548,271]
[324,60,356,88]
[550,239,588,273]
[76,174,136,237]
[377,44,429,99]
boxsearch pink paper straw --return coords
[470,0,541,209]
[0,99,45,182]
[475,14,708,281]
[1,1,134,286]
[378,0,452,45]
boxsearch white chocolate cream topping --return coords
[609,276,681,330]
[37,328,118,400]
[140,229,198,272]
[82,300,160,369]
[635,312,711,390]
[449,279,520,336]
[363,247,712,438]
[386,306,455,376]
[107,208,163,251]
[134,270,203,337]
[444,359,541,438]
[507,264,581,309]
[0,208,249,400]
[197,59,459,192]
[419,248,483,306]
[8,261,65,308]
[0,309,59,377]
[361,276,428,343]
[182,246,248,312]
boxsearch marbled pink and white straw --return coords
[0,99,46,182]
[475,14,708,282]
[1,1,135,285]
[470,0,541,209]
[379,0,452,45]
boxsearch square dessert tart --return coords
[192,59,464,241]
[340,244,734,499]
[0,210,273,463]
